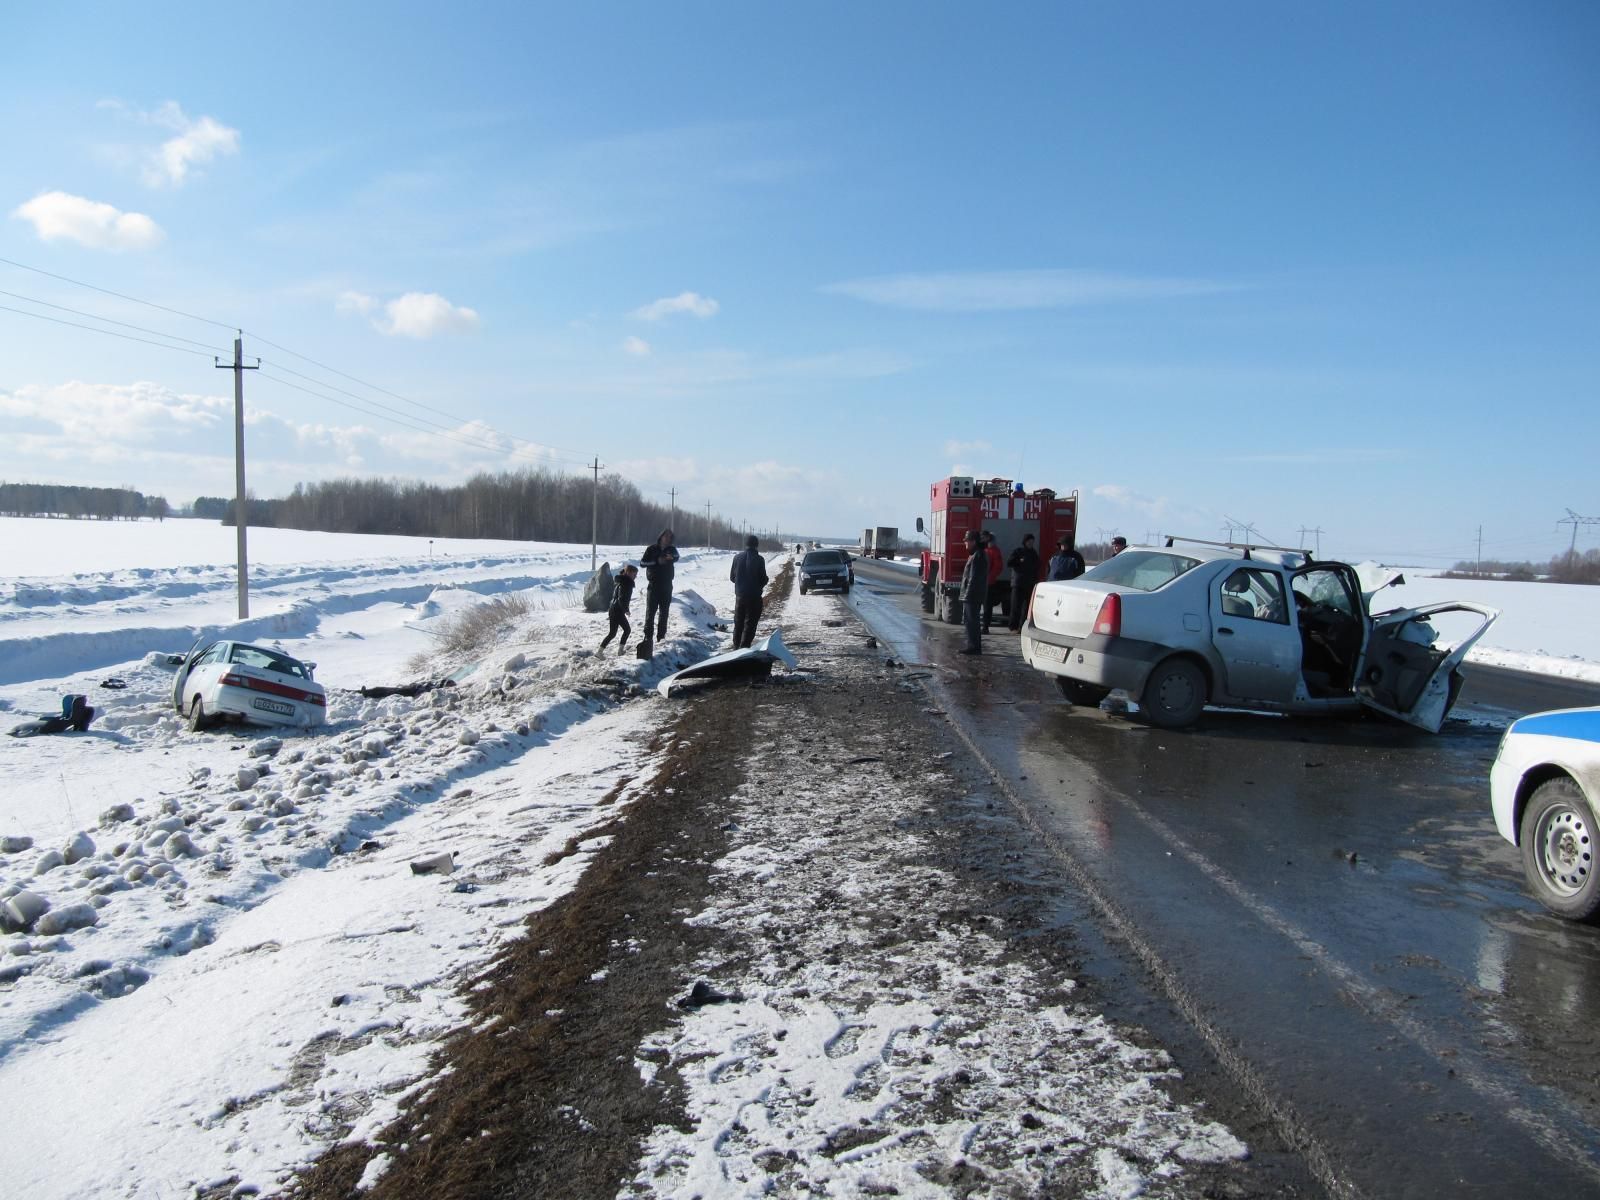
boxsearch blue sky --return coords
[2,1,1595,562]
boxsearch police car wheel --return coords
[1520,777,1600,922]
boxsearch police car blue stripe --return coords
[1509,708,1600,743]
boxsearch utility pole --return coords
[215,335,258,619]
[1476,525,1483,574]
[704,500,713,551]
[669,486,677,531]
[1559,509,1600,569]
[589,455,604,571]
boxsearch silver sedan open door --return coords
[1355,603,1499,732]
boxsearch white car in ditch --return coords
[1020,537,1498,731]
[171,639,327,731]
[1490,706,1600,921]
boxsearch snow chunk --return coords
[35,902,99,935]
[1,890,49,932]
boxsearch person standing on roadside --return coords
[959,530,985,654]
[1110,535,1128,557]
[981,530,1005,633]
[1007,533,1040,631]
[729,535,768,649]
[1048,535,1086,582]
[599,564,638,654]
[640,528,680,644]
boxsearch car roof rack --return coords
[1162,534,1313,564]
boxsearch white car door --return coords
[1356,602,1500,732]
[171,638,207,714]
[1210,566,1301,705]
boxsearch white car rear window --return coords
[1084,551,1202,592]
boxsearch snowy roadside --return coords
[0,549,757,1198]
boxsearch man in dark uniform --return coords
[1007,533,1040,631]
[729,535,768,649]
[640,529,680,643]
[959,530,986,654]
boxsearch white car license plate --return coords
[1035,642,1066,662]
[252,697,294,716]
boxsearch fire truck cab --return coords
[917,477,1079,624]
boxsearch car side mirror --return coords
[915,517,925,533]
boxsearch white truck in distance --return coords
[861,527,899,560]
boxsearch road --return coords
[846,556,1600,1200]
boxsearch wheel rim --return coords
[1154,668,1198,717]
[1534,805,1592,897]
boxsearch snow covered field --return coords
[0,516,1596,1197]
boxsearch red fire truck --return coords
[916,477,1079,624]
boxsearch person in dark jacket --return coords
[729,535,769,649]
[1007,533,1041,631]
[640,529,680,642]
[599,564,638,653]
[1048,535,1086,582]
[959,530,986,654]
[981,531,1005,633]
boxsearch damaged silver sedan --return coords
[1021,537,1498,731]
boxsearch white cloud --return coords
[631,291,719,321]
[0,380,221,445]
[11,191,163,251]
[141,102,240,187]
[373,292,480,339]
[822,269,1236,312]
[622,335,652,357]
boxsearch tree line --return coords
[1443,549,1600,586]
[198,469,775,550]
[0,481,171,521]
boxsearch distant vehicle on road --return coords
[172,639,327,732]
[799,549,854,594]
[860,526,899,559]
[1021,536,1497,731]
[1491,706,1600,921]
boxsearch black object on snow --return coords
[358,679,456,699]
[99,677,128,689]
[678,980,736,1009]
[8,694,96,738]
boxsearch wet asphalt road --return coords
[844,558,1600,1200]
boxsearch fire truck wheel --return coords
[1054,677,1109,707]
[940,591,961,625]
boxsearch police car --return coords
[1490,706,1600,921]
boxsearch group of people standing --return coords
[598,528,769,656]
[959,530,1110,655]
[599,528,681,655]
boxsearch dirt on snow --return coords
[290,561,1312,1200]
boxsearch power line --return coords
[0,302,221,359]
[257,370,563,466]
[247,331,585,463]
[0,255,237,331]
[0,254,592,473]
[256,359,589,470]
[0,288,229,353]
